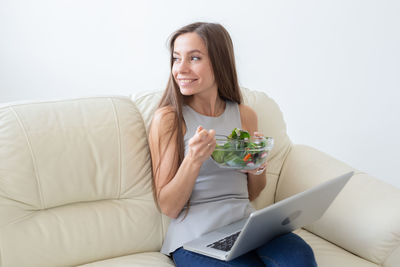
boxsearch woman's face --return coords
[172,32,217,97]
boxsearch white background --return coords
[1,0,399,188]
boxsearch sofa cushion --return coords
[130,90,163,135]
[0,97,164,267]
[77,252,174,267]
[295,229,379,267]
[279,144,400,266]
[131,87,292,209]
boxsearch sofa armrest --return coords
[277,144,400,266]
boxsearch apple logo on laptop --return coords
[281,210,302,226]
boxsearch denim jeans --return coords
[172,232,317,267]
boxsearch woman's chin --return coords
[179,87,196,96]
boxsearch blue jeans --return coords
[172,232,317,267]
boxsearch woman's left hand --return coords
[240,162,267,175]
[240,131,267,176]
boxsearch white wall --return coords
[1,0,399,188]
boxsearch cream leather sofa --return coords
[0,88,399,267]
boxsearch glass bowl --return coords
[211,136,274,170]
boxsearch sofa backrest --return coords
[0,97,164,267]
[132,87,292,210]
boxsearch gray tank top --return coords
[160,101,255,255]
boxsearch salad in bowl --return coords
[211,128,274,170]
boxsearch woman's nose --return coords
[177,60,190,73]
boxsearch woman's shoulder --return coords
[153,106,176,120]
[150,106,176,133]
[238,104,258,133]
[151,106,186,136]
[238,103,257,119]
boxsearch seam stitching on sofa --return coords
[10,106,46,209]
[131,94,167,242]
[109,98,122,199]
[18,197,155,213]
[132,93,158,136]
[130,95,150,138]
[0,211,36,229]
[0,198,155,226]
[273,144,293,203]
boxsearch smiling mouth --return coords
[178,79,198,86]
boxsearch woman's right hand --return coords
[187,126,216,165]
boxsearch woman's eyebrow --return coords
[173,49,204,55]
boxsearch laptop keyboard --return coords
[206,231,241,252]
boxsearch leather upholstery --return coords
[0,97,166,266]
[0,89,398,266]
[278,145,400,266]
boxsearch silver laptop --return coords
[183,171,353,261]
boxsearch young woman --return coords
[148,22,317,267]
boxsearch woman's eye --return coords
[191,56,201,61]
[172,57,180,62]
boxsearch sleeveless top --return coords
[160,101,255,255]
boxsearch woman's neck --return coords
[185,93,226,117]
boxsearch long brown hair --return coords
[152,22,243,213]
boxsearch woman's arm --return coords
[148,107,216,218]
[239,104,267,201]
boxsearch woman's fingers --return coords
[239,161,268,175]
[205,129,216,145]
[206,134,216,152]
[254,131,264,137]
[194,127,215,143]
[189,127,216,159]
[201,130,216,151]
